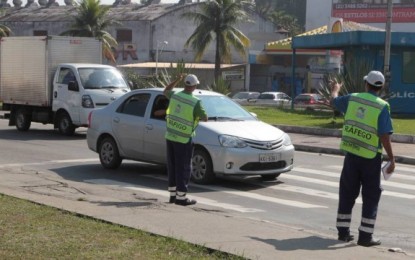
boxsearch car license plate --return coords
[259,153,280,162]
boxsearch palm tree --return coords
[0,24,11,37]
[60,0,119,64]
[182,0,251,82]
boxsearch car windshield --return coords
[295,96,312,101]
[79,68,129,89]
[198,95,257,121]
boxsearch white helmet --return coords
[184,74,200,87]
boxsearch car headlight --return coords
[218,135,247,148]
[282,133,292,146]
[82,95,95,108]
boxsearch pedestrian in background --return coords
[163,74,208,206]
[330,70,395,247]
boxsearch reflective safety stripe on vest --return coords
[165,91,199,144]
[340,93,389,159]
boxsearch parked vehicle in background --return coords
[231,91,260,105]
[247,92,291,107]
[87,88,295,184]
[0,36,130,135]
[293,93,330,111]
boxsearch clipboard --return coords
[382,161,393,181]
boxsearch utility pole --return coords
[383,0,393,94]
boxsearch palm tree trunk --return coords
[214,36,221,83]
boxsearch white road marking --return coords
[282,174,415,199]
[267,184,362,204]
[327,165,415,181]
[294,167,415,191]
[0,158,99,168]
[149,176,327,209]
[85,179,264,213]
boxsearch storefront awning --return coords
[265,21,384,54]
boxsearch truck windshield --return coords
[79,68,129,89]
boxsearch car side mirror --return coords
[68,81,79,92]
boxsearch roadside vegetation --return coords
[0,194,244,259]
[244,106,415,135]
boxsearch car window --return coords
[258,94,274,100]
[118,93,150,117]
[58,67,75,84]
[151,95,169,120]
[295,95,311,101]
[233,92,248,99]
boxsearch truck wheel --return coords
[15,108,31,131]
[191,149,215,184]
[99,137,122,169]
[57,112,76,136]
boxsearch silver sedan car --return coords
[87,88,294,184]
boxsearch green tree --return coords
[254,0,305,35]
[269,10,302,37]
[0,24,11,37]
[182,0,251,82]
[60,0,119,64]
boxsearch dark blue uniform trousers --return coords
[166,139,193,200]
[336,152,382,240]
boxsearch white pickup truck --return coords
[0,36,130,135]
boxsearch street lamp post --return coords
[384,0,393,94]
[155,40,168,75]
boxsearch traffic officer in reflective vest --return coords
[330,70,395,247]
[163,74,208,206]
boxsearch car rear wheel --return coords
[15,108,31,131]
[99,137,122,169]
[191,149,215,184]
[260,173,280,181]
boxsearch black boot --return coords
[357,237,381,247]
[175,198,197,206]
[338,233,354,242]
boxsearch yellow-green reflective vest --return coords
[165,91,199,144]
[340,93,389,159]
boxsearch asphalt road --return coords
[1,120,414,255]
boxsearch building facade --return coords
[0,1,279,90]
[306,0,415,32]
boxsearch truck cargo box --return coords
[0,36,102,106]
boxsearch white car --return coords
[87,88,295,184]
[247,92,292,107]
[231,91,260,105]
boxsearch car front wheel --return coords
[191,149,215,184]
[99,137,122,169]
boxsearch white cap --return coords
[363,71,385,88]
[184,74,200,87]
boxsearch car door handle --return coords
[145,124,153,130]
[113,117,120,123]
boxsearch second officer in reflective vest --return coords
[330,71,395,247]
[163,74,207,206]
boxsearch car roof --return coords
[260,92,287,95]
[129,87,225,97]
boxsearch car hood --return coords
[85,88,130,106]
[195,120,285,143]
